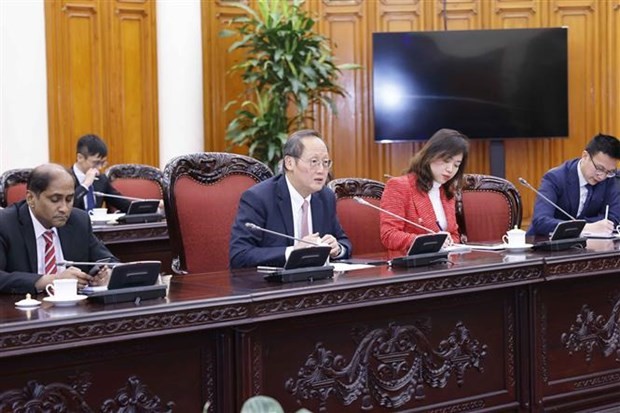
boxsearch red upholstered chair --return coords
[163,153,273,274]
[328,178,387,256]
[456,174,523,243]
[0,168,32,207]
[106,164,164,201]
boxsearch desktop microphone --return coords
[517,177,576,220]
[58,260,123,267]
[352,197,450,268]
[353,197,437,234]
[244,222,322,247]
[94,191,147,202]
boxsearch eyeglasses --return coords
[296,158,333,170]
[588,152,617,178]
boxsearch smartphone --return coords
[89,258,112,275]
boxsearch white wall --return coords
[0,1,206,172]
[0,0,49,171]
[157,0,204,170]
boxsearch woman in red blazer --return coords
[380,129,470,257]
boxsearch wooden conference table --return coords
[1,240,620,412]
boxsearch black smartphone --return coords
[89,258,112,275]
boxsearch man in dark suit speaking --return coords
[229,129,351,268]
[0,164,117,294]
[71,134,131,212]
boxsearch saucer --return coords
[504,243,533,252]
[42,295,88,307]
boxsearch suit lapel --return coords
[275,176,294,238]
[566,162,581,216]
[17,203,38,272]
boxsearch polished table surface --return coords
[2,239,620,412]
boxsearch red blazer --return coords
[380,174,460,257]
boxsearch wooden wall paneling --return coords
[605,1,620,137]
[202,0,256,154]
[46,0,107,167]
[372,1,426,181]
[489,0,544,223]
[108,0,159,166]
[433,0,483,31]
[315,1,369,180]
[549,1,601,159]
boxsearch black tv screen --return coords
[372,28,568,141]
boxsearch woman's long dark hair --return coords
[406,128,470,199]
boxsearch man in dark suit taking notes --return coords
[0,164,117,294]
[527,134,620,236]
[229,129,351,268]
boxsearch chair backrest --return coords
[163,152,273,274]
[0,168,32,207]
[106,164,164,201]
[456,174,522,243]
[328,178,386,256]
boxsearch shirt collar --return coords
[577,159,588,187]
[285,175,311,211]
[72,164,86,185]
[28,207,58,240]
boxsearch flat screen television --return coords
[372,28,568,142]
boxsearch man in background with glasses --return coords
[528,134,620,236]
[230,129,351,268]
[70,134,131,213]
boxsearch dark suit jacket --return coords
[527,158,620,236]
[0,201,117,294]
[70,168,131,212]
[229,174,352,268]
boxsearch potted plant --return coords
[221,0,358,171]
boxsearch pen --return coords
[605,205,609,221]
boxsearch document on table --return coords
[331,262,375,272]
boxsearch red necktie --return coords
[43,230,57,275]
[300,200,309,239]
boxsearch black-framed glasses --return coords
[296,158,333,170]
[588,152,617,178]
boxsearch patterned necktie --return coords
[43,230,57,275]
[300,200,309,239]
[584,184,593,208]
[86,185,96,212]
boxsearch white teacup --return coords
[89,208,108,218]
[45,279,78,299]
[502,227,526,246]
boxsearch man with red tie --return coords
[0,164,116,294]
[71,134,131,213]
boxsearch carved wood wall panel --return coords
[606,2,620,135]
[45,0,106,164]
[201,0,619,226]
[45,0,159,168]
[108,1,159,165]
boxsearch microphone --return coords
[353,197,436,234]
[58,260,123,267]
[244,222,322,247]
[517,177,576,220]
[352,197,450,268]
[94,191,148,202]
